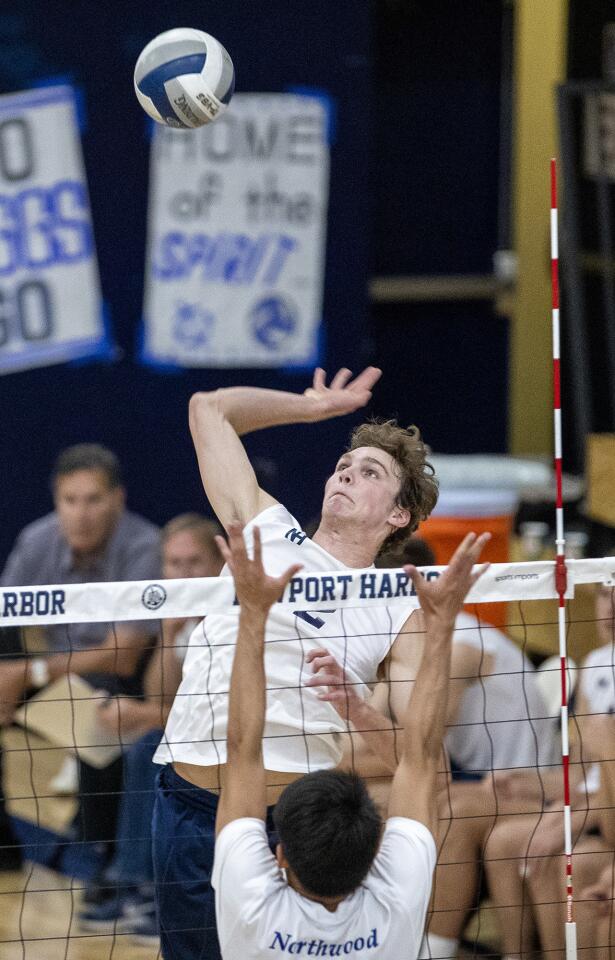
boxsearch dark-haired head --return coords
[273,770,382,899]
[51,444,126,555]
[51,444,123,490]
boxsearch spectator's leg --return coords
[422,782,497,958]
[73,672,138,871]
[484,813,540,959]
[0,629,26,871]
[107,729,163,890]
[76,752,123,868]
[528,838,613,960]
[0,739,22,871]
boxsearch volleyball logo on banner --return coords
[0,85,110,374]
[140,92,331,368]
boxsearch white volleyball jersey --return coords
[572,644,615,797]
[154,504,413,772]
[445,613,559,773]
[578,644,615,716]
[213,816,436,960]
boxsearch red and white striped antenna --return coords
[551,157,577,960]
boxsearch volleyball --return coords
[134,27,235,129]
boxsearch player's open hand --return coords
[216,523,302,616]
[304,647,362,720]
[304,367,382,421]
[404,532,490,628]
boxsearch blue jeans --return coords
[152,764,276,960]
[105,729,162,890]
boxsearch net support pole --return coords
[551,156,577,960]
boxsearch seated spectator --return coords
[378,539,558,779]
[484,583,615,960]
[0,444,160,871]
[77,513,222,944]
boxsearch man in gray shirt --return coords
[0,444,160,871]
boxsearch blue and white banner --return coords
[140,92,330,368]
[0,86,110,374]
[3,556,612,626]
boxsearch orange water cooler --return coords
[418,490,518,628]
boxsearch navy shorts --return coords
[152,764,277,960]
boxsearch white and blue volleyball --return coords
[134,28,235,129]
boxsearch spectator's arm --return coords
[446,642,494,725]
[38,624,155,681]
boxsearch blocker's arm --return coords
[388,534,490,835]
[215,524,301,835]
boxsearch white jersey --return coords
[212,816,436,960]
[578,644,615,716]
[574,643,615,796]
[154,505,411,772]
[445,613,559,773]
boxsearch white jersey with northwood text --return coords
[154,504,413,772]
[213,816,436,960]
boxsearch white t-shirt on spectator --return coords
[445,613,559,773]
[578,643,615,716]
[574,643,615,795]
[212,816,436,960]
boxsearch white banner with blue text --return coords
[0,86,110,374]
[2,557,614,627]
[140,92,330,368]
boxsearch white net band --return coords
[1,555,614,625]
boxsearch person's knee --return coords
[485,817,528,863]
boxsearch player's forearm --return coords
[343,698,400,773]
[401,617,454,766]
[191,386,318,438]
[226,609,268,761]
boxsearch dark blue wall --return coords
[0,1,506,565]
[370,0,507,455]
[0,1,373,561]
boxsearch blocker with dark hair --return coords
[273,770,383,898]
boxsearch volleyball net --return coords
[1,555,615,959]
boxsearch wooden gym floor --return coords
[0,726,500,960]
[0,727,159,959]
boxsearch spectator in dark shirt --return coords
[0,444,160,871]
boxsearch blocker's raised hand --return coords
[404,532,491,627]
[303,366,382,420]
[216,523,302,617]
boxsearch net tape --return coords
[1,556,614,626]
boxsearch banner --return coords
[2,557,612,627]
[0,86,110,374]
[141,92,331,368]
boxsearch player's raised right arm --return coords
[189,367,381,529]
